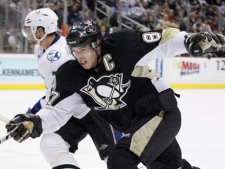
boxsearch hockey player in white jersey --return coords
[9,8,116,169]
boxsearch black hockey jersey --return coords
[54,28,188,131]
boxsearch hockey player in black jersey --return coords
[6,20,225,169]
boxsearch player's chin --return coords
[82,65,91,69]
[80,62,91,69]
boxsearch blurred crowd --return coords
[2,0,225,57]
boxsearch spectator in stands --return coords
[82,10,95,21]
[67,0,75,13]
[128,0,147,23]
[168,0,179,11]
[177,11,187,31]
[49,2,59,16]
[3,26,20,53]
[155,13,172,29]
[189,11,197,28]
[221,15,225,27]
[141,0,149,10]
[100,24,109,40]
[170,16,180,29]
[56,2,64,29]
[36,0,44,9]
[74,0,82,11]
[68,4,81,26]
[221,25,225,34]
[120,0,130,15]
[51,0,58,6]
[202,18,212,33]
[197,10,205,20]
[127,0,136,7]
[189,0,200,6]
[109,0,119,27]
[86,0,95,12]
[205,5,217,23]
[173,4,186,18]
[220,1,225,16]
[147,14,155,30]
[192,17,205,32]
[161,3,173,22]
[198,0,208,6]
[141,8,153,28]
[97,19,105,28]
[106,0,115,7]
[140,14,149,27]
[206,0,220,6]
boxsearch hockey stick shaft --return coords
[0,135,11,144]
[0,113,9,123]
[0,114,11,144]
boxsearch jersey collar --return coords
[50,34,60,47]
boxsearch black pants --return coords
[107,108,182,169]
[55,111,116,160]
[147,139,182,169]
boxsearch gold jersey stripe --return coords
[170,84,225,89]
[0,84,45,90]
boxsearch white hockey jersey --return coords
[34,36,74,89]
[34,35,90,134]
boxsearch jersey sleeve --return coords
[105,29,179,67]
[37,92,90,134]
[136,28,188,66]
[36,60,90,134]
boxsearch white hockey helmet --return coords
[22,8,58,42]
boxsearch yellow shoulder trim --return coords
[160,28,180,45]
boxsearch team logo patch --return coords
[81,73,131,110]
[47,50,61,61]
[142,32,161,43]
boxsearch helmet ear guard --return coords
[91,40,101,51]
[91,42,97,50]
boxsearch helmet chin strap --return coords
[91,41,101,70]
[33,31,48,46]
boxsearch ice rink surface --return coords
[0,89,225,169]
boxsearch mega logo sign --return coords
[174,60,200,75]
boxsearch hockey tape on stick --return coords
[0,135,11,144]
[0,114,10,123]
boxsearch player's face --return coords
[72,45,98,69]
[22,26,37,45]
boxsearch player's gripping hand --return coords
[184,31,225,57]
[5,114,43,143]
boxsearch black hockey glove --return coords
[5,114,43,143]
[184,32,225,57]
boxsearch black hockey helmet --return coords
[66,20,101,49]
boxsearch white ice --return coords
[0,89,224,169]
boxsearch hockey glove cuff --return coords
[184,31,225,57]
[5,114,43,143]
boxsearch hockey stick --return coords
[0,113,12,144]
[0,135,11,144]
[0,113,9,123]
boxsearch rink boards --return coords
[0,54,224,89]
